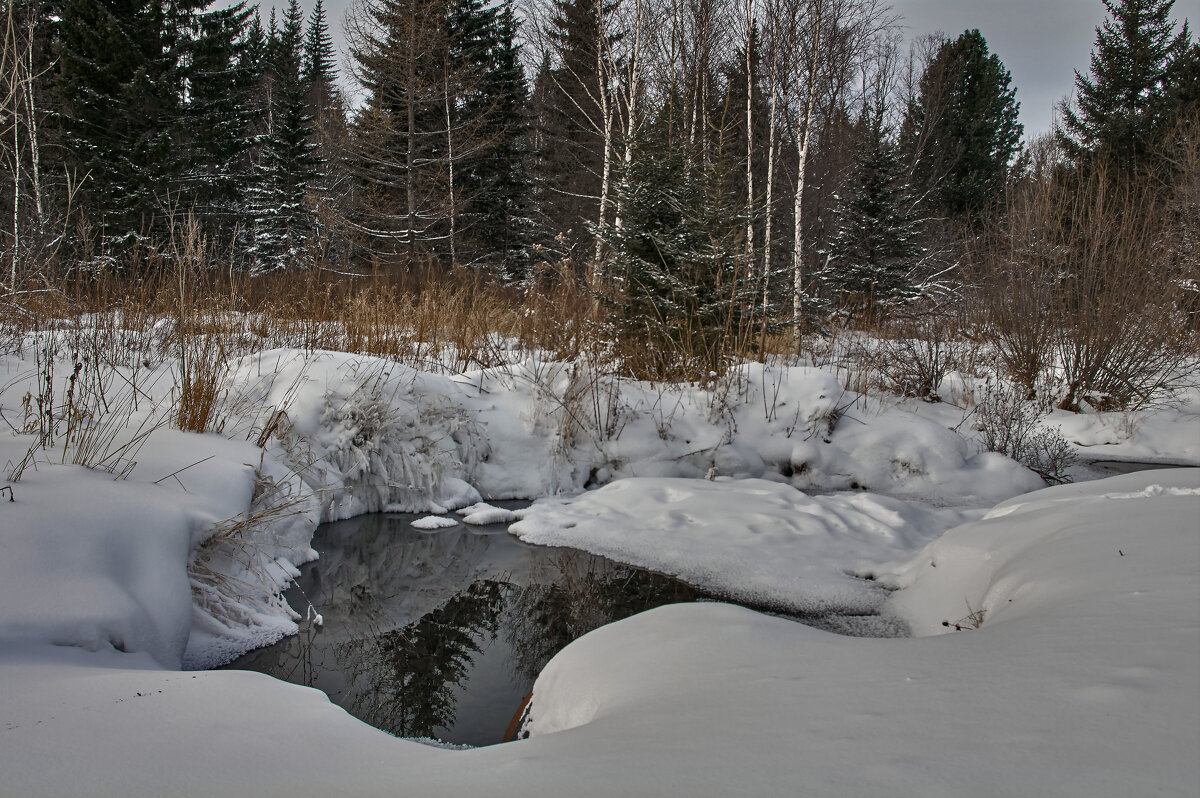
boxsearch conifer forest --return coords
[1,5,1199,792]
[0,0,1197,392]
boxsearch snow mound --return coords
[510,477,979,614]
[411,515,459,530]
[518,470,1199,795]
[876,467,1200,638]
[457,502,518,525]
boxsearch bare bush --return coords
[975,381,1075,485]
[878,307,974,401]
[970,156,1197,410]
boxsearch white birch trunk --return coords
[791,0,823,353]
[592,0,614,274]
[444,66,456,265]
[759,23,780,354]
[615,0,645,234]
[744,0,755,266]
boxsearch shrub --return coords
[975,382,1076,484]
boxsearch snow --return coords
[1,341,1198,795]
[457,501,519,525]
[411,515,461,530]
[1048,387,1200,466]
[511,476,980,614]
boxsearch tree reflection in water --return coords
[346,580,509,738]
[226,512,701,745]
[505,551,697,683]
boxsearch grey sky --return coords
[315,0,1192,139]
[892,0,1113,136]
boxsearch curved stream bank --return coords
[225,509,704,746]
[226,500,917,747]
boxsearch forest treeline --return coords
[1,0,1197,392]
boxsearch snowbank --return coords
[519,469,1200,796]
[2,340,1198,795]
[1,470,1195,796]
[511,476,980,615]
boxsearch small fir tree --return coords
[598,135,748,380]
[823,100,923,311]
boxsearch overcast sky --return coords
[892,0,1116,136]
[316,0,1192,139]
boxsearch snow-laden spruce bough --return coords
[1,347,1197,796]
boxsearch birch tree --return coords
[1,0,51,289]
[773,0,887,349]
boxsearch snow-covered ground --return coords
[1,343,1197,795]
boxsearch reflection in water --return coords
[506,551,696,683]
[348,579,509,738]
[225,512,700,746]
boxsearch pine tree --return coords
[822,100,923,311]
[1059,0,1192,171]
[901,29,1022,220]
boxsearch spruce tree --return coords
[302,0,349,264]
[348,0,452,262]
[249,0,320,270]
[53,0,181,250]
[1059,0,1192,171]
[1165,40,1200,126]
[901,29,1022,221]
[535,0,621,262]
[598,133,747,380]
[177,2,260,237]
[302,0,337,86]
[823,100,923,311]
[464,0,534,279]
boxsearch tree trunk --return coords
[791,0,823,353]
[444,64,456,265]
[759,21,780,358]
[592,0,614,275]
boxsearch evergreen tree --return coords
[822,99,923,311]
[242,7,268,73]
[301,0,350,264]
[535,0,621,263]
[463,0,534,279]
[901,29,1022,220]
[302,0,337,85]
[598,133,748,380]
[348,0,452,262]
[249,0,320,270]
[53,0,182,249]
[1059,0,1193,170]
[1164,40,1200,126]
[177,1,260,236]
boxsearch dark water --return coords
[225,509,701,747]
[1084,460,1193,474]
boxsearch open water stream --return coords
[226,508,704,747]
